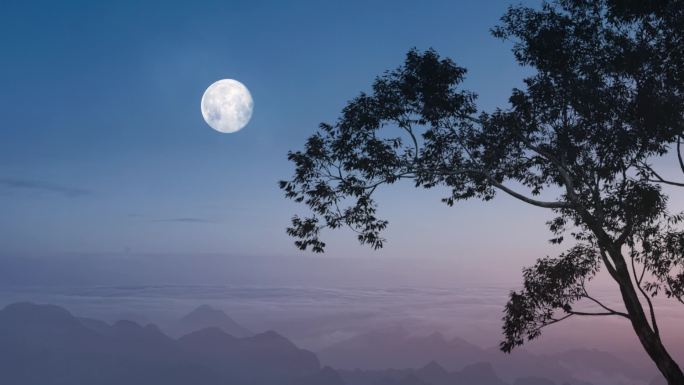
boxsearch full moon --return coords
[201,79,253,133]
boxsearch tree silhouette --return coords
[280,1,684,383]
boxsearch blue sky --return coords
[0,0,571,266]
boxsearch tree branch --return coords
[631,254,660,335]
[547,313,573,325]
[678,135,684,175]
[567,310,624,317]
[616,218,634,247]
[487,177,571,209]
[440,122,571,210]
[517,133,605,227]
[429,167,571,209]
[528,313,573,337]
[599,248,620,282]
[644,164,684,187]
[580,281,630,319]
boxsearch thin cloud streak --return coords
[0,177,93,198]
[151,217,215,223]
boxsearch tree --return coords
[279,1,684,383]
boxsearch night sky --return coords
[4,0,679,275]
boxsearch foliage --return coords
[281,0,684,381]
[501,245,602,352]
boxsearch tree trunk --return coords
[611,252,684,385]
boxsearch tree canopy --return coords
[280,0,684,383]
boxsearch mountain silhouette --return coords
[550,348,653,382]
[454,362,508,385]
[415,361,452,385]
[320,328,622,384]
[298,366,346,385]
[512,377,556,385]
[413,361,508,385]
[178,327,320,383]
[175,304,253,337]
[338,360,526,385]
[319,328,487,370]
[0,302,327,385]
[0,302,656,385]
[0,302,224,385]
[397,373,431,385]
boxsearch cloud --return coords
[151,217,215,223]
[0,177,93,197]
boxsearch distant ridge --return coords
[0,302,658,385]
[337,361,511,385]
[175,304,253,337]
[0,302,327,385]
[319,327,643,385]
[178,327,320,383]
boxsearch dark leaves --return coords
[501,245,600,352]
[280,49,478,251]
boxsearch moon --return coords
[201,79,253,133]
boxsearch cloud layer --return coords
[0,178,92,198]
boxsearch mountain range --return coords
[0,302,662,385]
[171,304,253,338]
[0,302,321,385]
[318,327,656,385]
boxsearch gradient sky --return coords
[4,0,680,280]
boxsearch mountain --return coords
[339,369,423,385]
[396,373,431,385]
[0,302,328,385]
[453,362,508,385]
[175,304,253,337]
[0,301,656,385]
[319,328,622,385]
[414,361,452,385]
[338,361,513,385]
[512,377,556,385]
[298,366,347,385]
[178,327,320,383]
[550,348,654,383]
[318,328,487,370]
[415,361,508,385]
[0,302,223,385]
